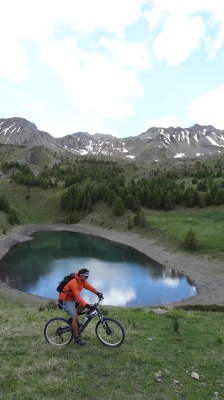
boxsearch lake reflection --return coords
[0,231,196,306]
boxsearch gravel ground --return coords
[0,223,223,307]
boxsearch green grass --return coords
[1,296,224,399]
[0,180,65,224]
[143,207,224,255]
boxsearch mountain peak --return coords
[0,117,224,163]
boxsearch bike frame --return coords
[77,299,105,334]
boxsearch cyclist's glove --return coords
[96,291,104,299]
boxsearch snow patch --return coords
[193,134,198,142]
[126,155,135,159]
[79,149,89,155]
[161,132,171,142]
[207,136,224,147]
[174,153,186,158]
[185,130,190,145]
[0,123,16,135]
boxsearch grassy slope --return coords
[143,207,224,255]
[0,180,65,224]
[0,179,224,256]
[1,296,224,400]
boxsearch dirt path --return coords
[0,223,223,307]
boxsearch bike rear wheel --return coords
[44,317,73,346]
[95,317,125,347]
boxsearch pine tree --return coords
[87,197,93,213]
[215,189,224,205]
[7,210,15,225]
[124,194,135,210]
[113,197,125,216]
[164,190,174,211]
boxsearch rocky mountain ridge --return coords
[0,117,224,163]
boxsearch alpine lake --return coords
[0,231,196,306]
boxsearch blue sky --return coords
[1,0,224,138]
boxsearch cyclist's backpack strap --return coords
[56,273,76,293]
[58,299,63,309]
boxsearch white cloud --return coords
[146,0,224,63]
[144,115,183,131]
[38,119,77,137]
[188,86,224,129]
[145,0,224,29]
[1,0,146,39]
[40,38,144,120]
[0,1,56,42]
[152,15,205,65]
[68,0,145,36]
[0,0,146,80]
[39,116,116,137]
[98,38,151,71]
[0,38,29,82]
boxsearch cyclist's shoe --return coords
[74,336,87,345]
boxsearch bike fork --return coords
[101,319,112,335]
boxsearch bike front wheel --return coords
[95,317,125,347]
[44,317,73,346]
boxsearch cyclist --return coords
[58,268,103,345]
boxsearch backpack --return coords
[56,273,76,293]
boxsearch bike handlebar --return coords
[85,298,103,315]
[94,297,103,307]
[89,297,103,309]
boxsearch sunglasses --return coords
[80,274,89,278]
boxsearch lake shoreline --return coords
[0,222,223,307]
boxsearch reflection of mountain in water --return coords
[0,231,196,305]
[145,263,192,284]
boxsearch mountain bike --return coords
[44,298,125,347]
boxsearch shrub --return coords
[38,304,45,312]
[127,217,134,229]
[46,300,58,310]
[174,304,224,312]
[182,229,198,250]
[66,211,80,224]
[172,316,180,333]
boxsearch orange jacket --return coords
[58,272,97,308]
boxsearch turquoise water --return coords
[0,231,196,306]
